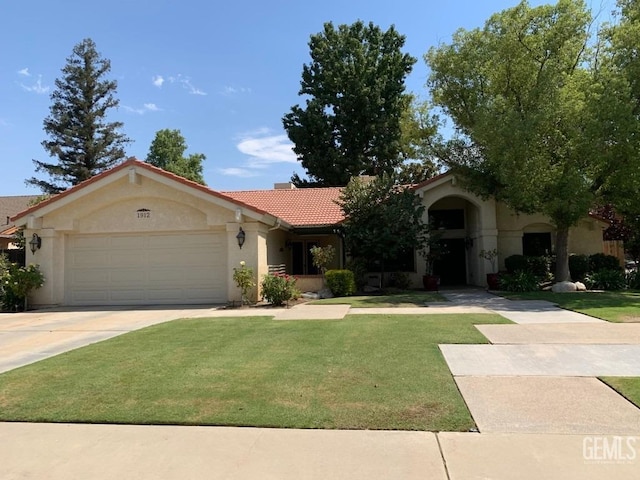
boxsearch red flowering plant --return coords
[261,272,299,306]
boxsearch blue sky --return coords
[1,0,608,195]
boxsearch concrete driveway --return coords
[0,305,231,374]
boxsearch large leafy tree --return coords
[146,129,206,185]
[337,173,429,285]
[396,96,440,184]
[28,38,131,194]
[426,0,640,282]
[284,21,416,187]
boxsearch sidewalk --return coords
[1,423,637,480]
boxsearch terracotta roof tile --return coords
[222,188,344,227]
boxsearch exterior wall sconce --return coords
[29,233,42,254]
[236,227,246,249]
[464,236,474,250]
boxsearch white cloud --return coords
[166,74,207,95]
[19,75,49,94]
[152,75,164,87]
[122,103,162,115]
[182,78,206,96]
[219,167,260,178]
[17,68,30,77]
[237,132,297,166]
[221,85,252,96]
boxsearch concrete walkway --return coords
[437,289,640,454]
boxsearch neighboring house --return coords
[11,158,608,308]
[0,195,39,251]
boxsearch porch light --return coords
[236,227,246,249]
[29,233,42,254]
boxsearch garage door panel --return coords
[70,290,109,304]
[66,232,226,306]
[70,270,110,285]
[111,236,144,249]
[110,269,146,284]
[70,251,109,268]
[109,289,146,302]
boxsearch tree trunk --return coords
[555,226,571,282]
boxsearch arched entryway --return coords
[427,196,483,287]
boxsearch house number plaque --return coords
[136,208,151,219]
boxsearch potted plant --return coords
[421,231,447,291]
[479,248,500,290]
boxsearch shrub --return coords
[526,256,551,279]
[346,257,368,291]
[627,270,640,290]
[325,269,356,297]
[261,273,298,306]
[569,254,590,281]
[585,269,626,291]
[499,271,539,292]
[504,255,527,274]
[1,260,45,312]
[589,253,622,273]
[232,261,255,304]
[387,271,412,290]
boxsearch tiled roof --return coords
[223,188,345,227]
[12,159,271,224]
[10,159,343,229]
[0,195,39,229]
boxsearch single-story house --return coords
[11,158,608,308]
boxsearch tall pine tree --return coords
[27,38,131,194]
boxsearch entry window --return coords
[523,233,552,256]
[291,241,319,275]
[369,248,416,272]
[429,209,465,230]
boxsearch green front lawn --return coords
[0,313,507,431]
[311,291,445,307]
[601,377,640,408]
[499,290,640,323]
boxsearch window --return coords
[523,233,552,256]
[428,209,465,230]
[368,248,416,272]
[291,241,319,275]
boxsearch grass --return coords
[0,313,508,431]
[499,290,640,323]
[311,291,445,307]
[600,377,640,409]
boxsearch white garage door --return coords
[65,232,226,306]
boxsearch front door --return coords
[434,238,467,286]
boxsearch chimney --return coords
[274,182,297,190]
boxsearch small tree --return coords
[338,173,429,286]
[310,245,335,277]
[232,261,255,305]
[146,129,206,184]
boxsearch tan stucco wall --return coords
[23,171,271,307]
[496,203,605,266]
[415,176,606,288]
